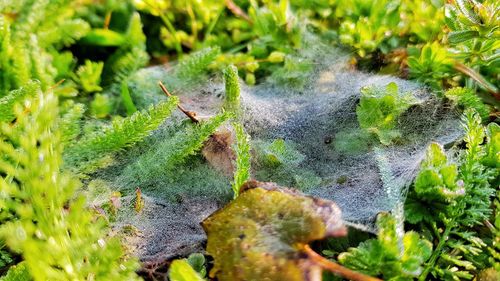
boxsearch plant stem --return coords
[453,62,500,100]
[158,13,183,57]
[301,244,382,281]
[158,81,199,123]
[419,223,453,281]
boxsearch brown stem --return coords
[225,0,253,24]
[103,11,112,30]
[48,79,66,91]
[301,244,383,281]
[158,81,199,123]
[453,63,500,100]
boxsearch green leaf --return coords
[169,259,205,281]
[339,213,431,280]
[447,30,479,44]
[202,181,346,281]
[0,81,40,123]
[120,80,138,116]
[356,83,417,145]
[80,29,126,46]
[232,123,251,198]
[0,262,30,281]
[223,65,241,113]
[64,97,178,172]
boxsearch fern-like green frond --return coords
[174,47,221,82]
[123,112,231,185]
[223,65,241,114]
[103,13,149,85]
[59,101,85,144]
[445,87,490,121]
[231,123,251,198]
[64,96,179,172]
[0,81,40,123]
[74,60,104,93]
[0,89,139,280]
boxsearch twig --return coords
[225,0,253,24]
[103,11,112,30]
[48,79,66,91]
[301,244,383,281]
[158,81,199,123]
[453,62,500,100]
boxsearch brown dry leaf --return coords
[202,181,352,281]
[202,126,236,176]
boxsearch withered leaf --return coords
[202,181,347,281]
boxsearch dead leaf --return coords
[202,181,347,281]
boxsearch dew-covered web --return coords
[87,43,463,262]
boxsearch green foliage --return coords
[253,139,320,191]
[90,93,112,119]
[102,13,149,85]
[407,42,454,89]
[169,259,204,281]
[174,47,221,83]
[120,80,138,116]
[339,213,432,280]
[59,101,85,145]
[257,139,305,168]
[65,97,179,173]
[232,123,251,198]
[0,81,40,123]
[405,143,463,224]
[356,82,417,145]
[445,0,499,89]
[457,109,497,227]
[336,0,402,57]
[445,87,490,121]
[0,1,90,93]
[134,0,303,83]
[187,253,207,278]
[223,65,241,113]
[0,246,13,272]
[74,60,104,94]
[0,262,30,281]
[123,112,231,185]
[0,91,139,280]
[169,253,207,281]
[405,110,498,280]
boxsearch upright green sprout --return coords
[232,123,251,198]
[223,65,241,114]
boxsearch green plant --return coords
[338,213,432,280]
[74,60,104,93]
[224,65,241,113]
[445,87,491,121]
[64,96,179,173]
[0,1,90,93]
[445,0,499,92]
[336,0,402,57]
[231,123,251,198]
[405,110,498,280]
[405,143,464,224]
[168,259,204,281]
[356,82,417,145]
[168,253,207,281]
[0,89,139,280]
[407,42,454,89]
[123,112,231,185]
